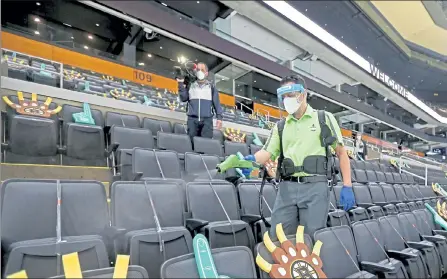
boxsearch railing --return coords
[255,108,270,122]
[399,155,428,186]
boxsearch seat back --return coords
[157,132,193,154]
[132,148,182,179]
[173,122,187,134]
[313,226,360,278]
[385,172,395,184]
[375,171,387,183]
[365,170,378,182]
[397,212,421,242]
[193,137,223,157]
[51,266,148,279]
[413,209,435,235]
[380,184,398,202]
[351,220,387,263]
[111,181,185,230]
[110,126,154,151]
[1,179,109,247]
[393,184,408,201]
[368,184,387,204]
[377,215,406,251]
[161,246,257,278]
[402,185,416,200]
[184,152,222,179]
[62,104,104,127]
[186,181,240,221]
[213,129,225,144]
[143,117,172,134]
[224,141,249,156]
[353,184,373,205]
[105,112,140,128]
[353,169,368,184]
[237,182,276,218]
[392,173,404,184]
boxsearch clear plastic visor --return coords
[276,83,305,110]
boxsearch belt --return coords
[283,176,327,183]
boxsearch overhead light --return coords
[88,35,93,39]
[260,89,263,91]
[36,2,41,5]
[83,45,89,49]
[434,93,439,96]
[34,17,40,22]
[161,2,168,6]
[160,46,163,49]
[63,23,72,27]
[197,1,200,3]
[138,62,145,66]
[147,54,152,57]
[71,36,74,39]
[34,31,40,35]
[384,97,387,101]
[96,23,100,27]
[254,80,256,83]
[178,56,187,63]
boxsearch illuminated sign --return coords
[369,64,409,99]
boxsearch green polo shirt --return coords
[263,105,343,177]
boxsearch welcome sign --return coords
[369,64,409,99]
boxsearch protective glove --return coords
[240,155,255,179]
[340,186,355,211]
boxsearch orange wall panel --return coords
[218,93,235,107]
[253,103,283,118]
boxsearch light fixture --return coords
[34,31,40,35]
[36,2,41,5]
[88,35,93,39]
[161,2,168,6]
[197,1,200,3]
[160,46,163,49]
[254,80,256,82]
[260,89,263,91]
[147,54,152,57]
[138,62,145,66]
[71,36,74,39]
[63,23,72,27]
[34,17,40,22]
[178,56,187,63]
[96,23,100,27]
[84,45,89,49]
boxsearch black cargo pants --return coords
[187,116,213,145]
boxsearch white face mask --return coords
[196,71,206,80]
[283,97,301,114]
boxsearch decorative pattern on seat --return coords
[110,89,137,101]
[3,91,61,118]
[224,128,246,143]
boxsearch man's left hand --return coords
[340,186,355,211]
[216,120,222,130]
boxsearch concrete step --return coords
[1,163,112,195]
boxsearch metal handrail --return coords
[256,108,270,122]
[399,155,428,186]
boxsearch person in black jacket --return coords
[354,132,368,160]
[177,62,223,142]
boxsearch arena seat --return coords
[314,226,376,278]
[213,129,225,144]
[185,181,255,250]
[62,104,106,166]
[160,246,256,278]
[51,266,148,279]
[385,172,395,184]
[173,122,187,134]
[224,141,249,156]
[377,215,429,278]
[105,112,140,128]
[115,149,133,182]
[255,235,313,279]
[111,181,192,278]
[157,132,192,160]
[132,148,182,179]
[142,117,172,138]
[2,179,110,278]
[249,144,262,155]
[351,220,409,278]
[333,185,369,223]
[192,137,223,158]
[375,171,387,183]
[397,212,442,278]
[109,126,153,153]
[237,181,276,242]
[184,152,222,180]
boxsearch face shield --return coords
[277,83,305,115]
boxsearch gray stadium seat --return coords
[385,172,395,184]
[314,226,375,278]
[193,137,223,158]
[255,235,313,279]
[2,179,110,278]
[115,149,134,182]
[110,126,153,152]
[51,266,148,279]
[132,148,182,179]
[375,171,387,183]
[62,104,106,166]
[185,181,255,250]
[213,129,224,144]
[237,181,277,242]
[157,132,192,160]
[378,215,429,278]
[224,141,249,156]
[397,212,442,278]
[32,71,58,87]
[173,122,187,134]
[351,220,409,278]
[143,117,172,138]
[184,152,223,180]
[161,246,256,278]
[105,112,140,128]
[111,181,192,278]
[3,95,60,164]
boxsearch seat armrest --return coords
[360,261,395,273]
[407,241,433,250]
[186,218,209,232]
[241,214,262,225]
[350,207,367,215]
[422,235,446,243]
[107,142,119,155]
[387,249,418,259]
[132,172,143,181]
[433,230,447,238]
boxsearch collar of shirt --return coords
[285,104,314,123]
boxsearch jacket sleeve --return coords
[212,85,223,120]
[178,81,189,102]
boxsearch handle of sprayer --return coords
[259,166,271,228]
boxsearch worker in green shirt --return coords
[243,74,355,239]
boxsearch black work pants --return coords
[187,117,213,145]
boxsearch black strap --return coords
[276,119,286,181]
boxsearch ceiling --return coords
[286,1,447,104]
